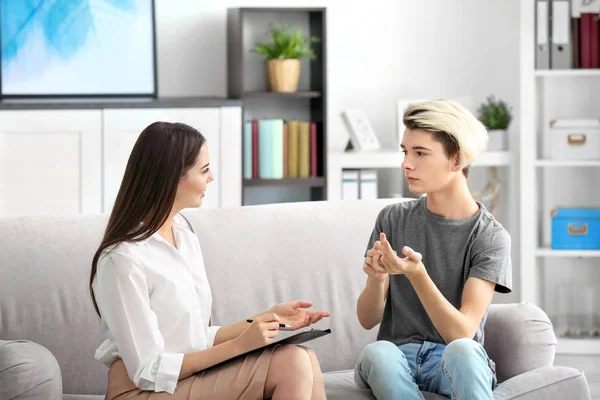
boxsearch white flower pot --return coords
[487,129,508,151]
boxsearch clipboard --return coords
[206,328,332,370]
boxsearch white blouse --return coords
[92,214,221,394]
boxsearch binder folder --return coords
[536,0,550,69]
[551,0,572,69]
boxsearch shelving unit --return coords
[521,0,600,387]
[327,150,513,201]
[227,7,327,206]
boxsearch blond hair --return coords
[402,99,488,168]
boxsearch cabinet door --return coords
[0,110,102,217]
[103,108,221,212]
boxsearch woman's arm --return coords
[211,310,267,346]
[180,314,282,380]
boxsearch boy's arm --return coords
[356,272,390,330]
[407,269,495,343]
[377,231,507,344]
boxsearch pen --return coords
[246,319,291,328]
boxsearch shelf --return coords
[535,159,600,167]
[536,248,600,258]
[241,91,321,99]
[472,151,512,166]
[328,150,511,169]
[535,69,600,77]
[243,177,325,188]
[556,337,600,355]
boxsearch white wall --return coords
[155,0,522,303]
[155,0,520,150]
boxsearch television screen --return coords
[0,0,156,97]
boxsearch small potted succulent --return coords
[477,95,513,151]
[253,23,320,93]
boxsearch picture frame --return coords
[341,109,380,151]
[0,0,157,98]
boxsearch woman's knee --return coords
[270,345,314,381]
[297,345,323,374]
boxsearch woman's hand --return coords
[269,301,331,331]
[234,313,281,353]
[377,233,424,277]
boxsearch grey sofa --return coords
[0,199,591,399]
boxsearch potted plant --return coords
[253,23,320,93]
[477,95,513,151]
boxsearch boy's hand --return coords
[364,245,388,281]
[378,232,424,277]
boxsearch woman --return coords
[354,100,512,400]
[90,121,330,399]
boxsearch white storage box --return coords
[548,119,600,160]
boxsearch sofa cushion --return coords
[325,367,591,400]
[0,214,109,395]
[0,340,62,400]
[483,303,557,383]
[324,370,448,400]
[493,366,591,400]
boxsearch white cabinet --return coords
[0,105,242,218]
[0,110,102,217]
[103,108,223,212]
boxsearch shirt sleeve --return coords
[93,253,184,394]
[206,325,221,348]
[468,227,513,294]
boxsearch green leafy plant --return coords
[477,95,513,130]
[253,23,320,61]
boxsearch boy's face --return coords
[401,128,460,195]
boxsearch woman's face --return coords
[175,142,214,209]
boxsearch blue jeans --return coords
[354,338,494,400]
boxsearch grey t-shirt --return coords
[365,197,512,348]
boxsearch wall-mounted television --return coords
[0,0,157,98]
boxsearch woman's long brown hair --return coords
[90,121,206,317]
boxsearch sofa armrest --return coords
[484,303,557,383]
[493,366,590,400]
[0,340,62,400]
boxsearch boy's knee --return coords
[0,340,62,400]
[442,338,484,366]
[360,340,402,365]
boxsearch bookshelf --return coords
[521,0,600,385]
[327,150,513,201]
[227,7,327,206]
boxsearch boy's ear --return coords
[451,152,462,172]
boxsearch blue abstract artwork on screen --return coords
[1,0,155,96]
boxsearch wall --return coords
[154,0,521,303]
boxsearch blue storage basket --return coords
[551,208,600,250]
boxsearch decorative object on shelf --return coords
[553,284,599,339]
[341,110,381,151]
[548,118,600,160]
[477,95,513,151]
[551,207,600,250]
[253,23,320,93]
[471,166,502,216]
[0,0,157,97]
